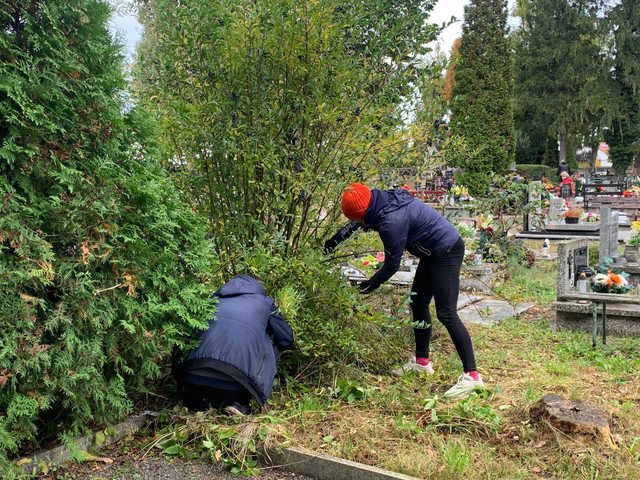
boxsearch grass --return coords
[492,258,557,306]
[53,259,640,480]
[265,308,640,479]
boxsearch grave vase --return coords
[576,279,589,293]
[565,217,579,224]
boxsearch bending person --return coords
[324,183,483,400]
[174,274,294,415]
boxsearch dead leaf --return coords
[215,449,223,461]
[81,452,113,464]
[19,293,39,303]
[80,242,90,264]
[534,440,547,448]
[532,466,542,473]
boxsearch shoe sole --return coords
[444,385,486,401]
[223,406,246,417]
[391,367,434,377]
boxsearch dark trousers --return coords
[180,382,252,412]
[410,237,477,372]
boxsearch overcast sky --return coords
[110,0,519,61]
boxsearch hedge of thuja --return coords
[516,164,556,180]
[0,1,215,472]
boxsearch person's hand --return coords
[323,238,338,256]
[358,280,373,294]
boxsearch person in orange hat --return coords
[324,183,484,400]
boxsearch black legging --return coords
[180,382,252,412]
[410,237,477,372]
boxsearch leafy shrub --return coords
[232,242,399,375]
[516,164,555,180]
[0,1,215,472]
[134,0,441,271]
[470,177,543,267]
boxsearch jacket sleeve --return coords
[359,216,408,293]
[267,302,294,351]
[323,222,362,254]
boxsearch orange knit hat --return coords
[341,183,371,221]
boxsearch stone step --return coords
[457,293,482,310]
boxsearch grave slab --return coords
[553,301,640,337]
[544,222,600,232]
[457,293,482,310]
[458,299,535,326]
[343,261,496,293]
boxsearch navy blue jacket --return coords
[179,275,294,405]
[325,189,460,293]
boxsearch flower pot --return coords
[565,217,579,224]
[624,245,640,263]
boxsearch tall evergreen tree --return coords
[0,1,214,471]
[514,0,608,167]
[449,0,514,195]
[604,0,640,174]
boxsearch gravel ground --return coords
[70,455,313,480]
[48,432,313,480]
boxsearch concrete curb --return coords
[266,446,423,480]
[15,411,156,476]
[16,412,423,480]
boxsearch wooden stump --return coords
[530,394,617,449]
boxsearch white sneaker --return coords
[443,373,485,400]
[391,357,434,376]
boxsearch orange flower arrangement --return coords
[592,269,634,293]
[606,270,624,287]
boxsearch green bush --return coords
[233,242,404,375]
[516,164,556,180]
[134,0,441,269]
[0,1,215,472]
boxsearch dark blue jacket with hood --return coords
[325,189,461,293]
[178,275,294,405]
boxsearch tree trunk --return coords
[590,142,599,170]
[558,125,567,165]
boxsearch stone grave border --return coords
[15,412,420,480]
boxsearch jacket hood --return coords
[364,189,414,225]
[216,274,266,297]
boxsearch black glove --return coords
[358,280,374,294]
[323,238,339,256]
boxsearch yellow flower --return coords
[631,221,640,232]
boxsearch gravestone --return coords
[598,207,620,263]
[560,183,572,199]
[549,197,565,222]
[554,237,640,337]
[573,246,589,284]
[557,239,590,297]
